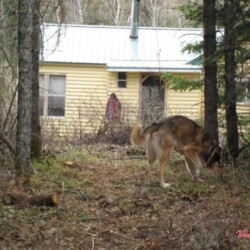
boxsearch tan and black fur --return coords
[130,115,222,188]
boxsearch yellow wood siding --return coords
[107,72,140,123]
[40,63,108,134]
[39,63,203,134]
[237,103,250,115]
[167,90,202,119]
[165,72,203,119]
[40,64,142,134]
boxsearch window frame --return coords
[117,72,127,88]
[236,77,250,105]
[39,73,66,117]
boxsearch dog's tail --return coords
[130,124,146,148]
[130,123,159,148]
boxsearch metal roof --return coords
[41,24,203,72]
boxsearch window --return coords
[118,72,127,88]
[236,78,250,105]
[39,74,66,117]
[39,74,45,115]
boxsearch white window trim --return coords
[117,72,127,88]
[39,73,66,118]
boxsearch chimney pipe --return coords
[130,0,140,39]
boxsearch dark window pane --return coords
[118,80,126,88]
[48,96,65,116]
[118,72,127,80]
[47,75,66,116]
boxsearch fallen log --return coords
[2,192,61,207]
[2,176,61,207]
[28,193,61,207]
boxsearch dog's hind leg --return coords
[158,149,172,188]
[145,157,156,185]
[145,141,156,185]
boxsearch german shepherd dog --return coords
[130,115,223,188]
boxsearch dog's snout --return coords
[218,173,223,179]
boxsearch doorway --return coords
[140,74,165,127]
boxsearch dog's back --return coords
[131,115,211,149]
[155,116,212,150]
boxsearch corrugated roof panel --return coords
[41,24,203,72]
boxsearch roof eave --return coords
[107,66,202,73]
[40,61,202,73]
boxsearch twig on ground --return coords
[110,229,141,242]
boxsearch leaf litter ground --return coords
[0,144,249,249]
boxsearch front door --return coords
[140,74,165,127]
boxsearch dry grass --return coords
[0,144,249,250]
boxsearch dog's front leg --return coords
[184,156,202,181]
[184,146,204,182]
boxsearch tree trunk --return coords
[203,0,219,144]
[16,0,33,178]
[224,0,239,159]
[31,0,42,158]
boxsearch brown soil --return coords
[0,144,249,249]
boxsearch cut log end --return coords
[28,193,61,207]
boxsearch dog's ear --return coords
[200,128,211,143]
[212,139,220,147]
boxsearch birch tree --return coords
[69,0,83,23]
[102,0,129,26]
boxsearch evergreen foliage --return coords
[163,73,202,92]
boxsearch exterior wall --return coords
[40,63,108,134]
[107,71,140,123]
[39,63,141,134]
[39,63,203,135]
[237,103,250,135]
[167,89,203,119]
[237,103,250,115]
[165,72,203,120]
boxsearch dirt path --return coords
[0,145,249,249]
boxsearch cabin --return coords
[39,22,204,135]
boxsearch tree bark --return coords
[31,0,42,158]
[0,132,15,153]
[16,0,33,177]
[224,0,239,159]
[203,0,219,144]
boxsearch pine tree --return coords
[203,0,219,144]
[224,0,239,159]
